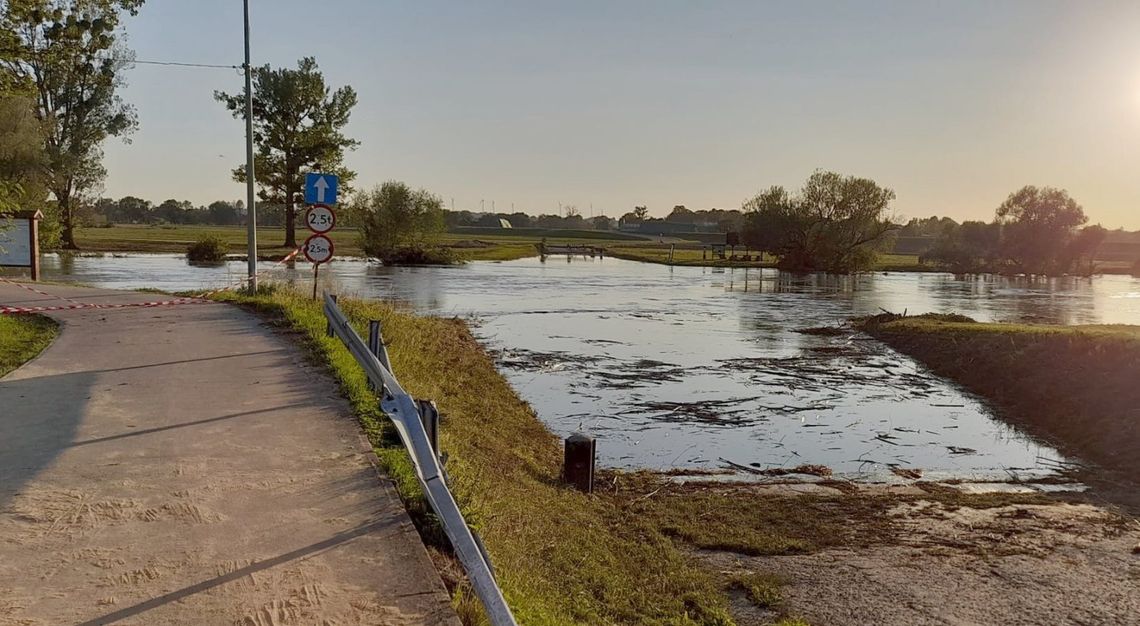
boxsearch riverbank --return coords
[863,314,1140,491]
[604,247,933,272]
[0,314,57,376]
[208,285,1139,626]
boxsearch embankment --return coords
[863,315,1140,483]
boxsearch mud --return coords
[709,499,1140,626]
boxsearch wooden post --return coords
[668,244,675,264]
[563,434,596,493]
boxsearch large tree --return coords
[1,0,143,249]
[741,171,897,272]
[215,56,358,248]
[995,186,1087,274]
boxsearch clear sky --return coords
[102,1,1140,227]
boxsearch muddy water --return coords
[35,253,1140,479]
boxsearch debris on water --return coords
[947,446,978,455]
[720,458,833,477]
[793,326,851,337]
[889,466,924,480]
[622,398,760,424]
[874,433,900,445]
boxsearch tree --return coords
[995,186,1087,274]
[590,215,615,231]
[633,205,649,221]
[926,220,1003,273]
[665,205,695,223]
[1,0,143,249]
[741,171,897,272]
[216,57,359,248]
[1065,224,1107,276]
[352,181,449,264]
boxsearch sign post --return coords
[304,174,339,299]
[0,210,43,281]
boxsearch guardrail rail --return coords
[322,293,518,626]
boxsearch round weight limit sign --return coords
[305,204,336,234]
[304,234,334,264]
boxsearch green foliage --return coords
[215,57,359,247]
[0,314,58,377]
[742,171,898,272]
[352,181,454,265]
[0,0,143,249]
[996,186,1088,274]
[185,233,228,264]
[925,187,1102,276]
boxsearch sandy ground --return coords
[0,284,459,625]
[708,497,1140,626]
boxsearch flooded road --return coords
[33,253,1140,479]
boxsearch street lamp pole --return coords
[243,0,258,292]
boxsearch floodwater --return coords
[31,253,1140,479]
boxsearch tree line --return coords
[737,170,1110,276]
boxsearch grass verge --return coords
[0,314,58,377]
[862,314,1140,483]
[209,285,739,625]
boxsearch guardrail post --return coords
[417,399,440,455]
[367,320,393,373]
[325,294,338,337]
[563,433,596,493]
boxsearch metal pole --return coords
[243,0,258,293]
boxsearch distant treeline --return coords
[86,197,749,234]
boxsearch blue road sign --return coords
[305,173,339,205]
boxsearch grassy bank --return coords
[74,224,628,262]
[863,315,1140,483]
[0,314,58,376]
[605,247,933,272]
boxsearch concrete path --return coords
[0,283,459,626]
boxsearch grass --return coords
[605,247,931,272]
[74,224,633,263]
[0,314,58,377]
[209,285,740,626]
[863,315,1140,483]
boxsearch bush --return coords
[376,245,458,265]
[186,234,228,264]
[352,181,456,265]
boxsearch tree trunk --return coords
[59,193,79,250]
[284,195,296,248]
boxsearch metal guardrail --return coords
[322,293,518,626]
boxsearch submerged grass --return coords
[210,285,738,626]
[0,314,58,376]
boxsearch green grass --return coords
[605,247,932,272]
[209,285,739,626]
[0,314,58,377]
[863,315,1140,484]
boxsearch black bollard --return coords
[563,433,596,493]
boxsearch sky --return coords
[102,0,1140,228]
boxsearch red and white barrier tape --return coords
[0,246,305,316]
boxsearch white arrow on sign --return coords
[313,176,330,203]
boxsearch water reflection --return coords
[32,253,1140,479]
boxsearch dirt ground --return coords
[705,495,1140,626]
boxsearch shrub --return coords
[186,234,228,264]
[352,181,456,265]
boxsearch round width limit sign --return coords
[304,234,334,264]
[305,204,336,234]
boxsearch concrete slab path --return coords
[0,283,460,625]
